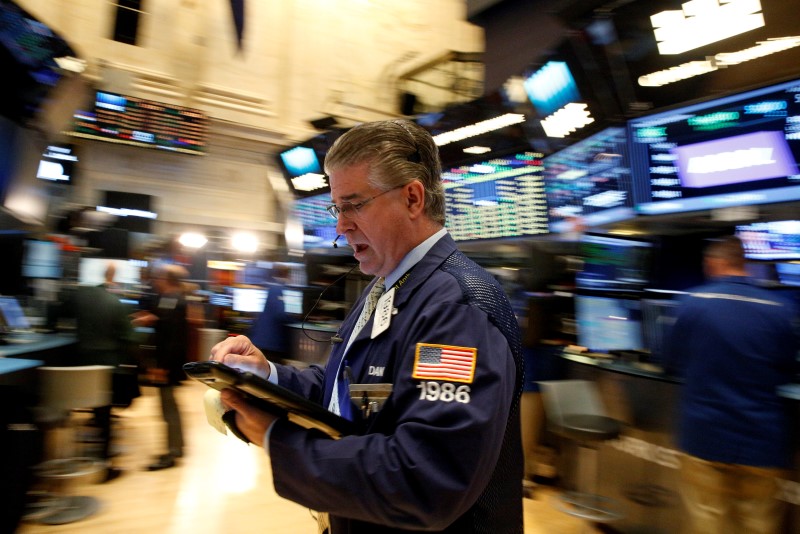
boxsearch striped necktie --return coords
[351,277,385,340]
[331,277,386,419]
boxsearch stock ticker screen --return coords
[543,126,635,233]
[442,152,548,241]
[628,77,800,215]
[69,91,208,155]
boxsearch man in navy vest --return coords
[665,236,800,533]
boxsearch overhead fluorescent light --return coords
[463,146,491,154]
[651,0,765,55]
[639,36,800,87]
[432,113,525,146]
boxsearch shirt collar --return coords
[384,228,447,289]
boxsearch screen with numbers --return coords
[443,152,548,241]
[628,78,800,215]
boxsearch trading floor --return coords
[17,380,588,534]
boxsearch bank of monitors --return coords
[575,294,644,353]
[442,152,548,241]
[628,77,800,215]
[736,220,800,261]
[576,233,655,291]
[543,126,635,232]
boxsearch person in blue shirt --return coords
[247,263,291,361]
[210,119,523,533]
[664,235,800,534]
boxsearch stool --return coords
[538,380,624,528]
[25,365,113,525]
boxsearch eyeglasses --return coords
[326,185,402,221]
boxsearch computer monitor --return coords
[736,220,800,261]
[576,234,655,291]
[22,239,62,279]
[78,258,142,286]
[282,289,304,316]
[575,294,644,353]
[0,296,31,331]
[231,287,268,313]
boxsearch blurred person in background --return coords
[247,263,291,361]
[60,262,138,481]
[132,263,190,471]
[664,236,800,534]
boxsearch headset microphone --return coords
[332,234,342,248]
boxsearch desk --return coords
[0,333,76,364]
[0,357,43,386]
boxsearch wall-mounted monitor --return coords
[68,91,208,155]
[442,151,549,241]
[277,143,330,198]
[543,126,635,232]
[575,294,644,353]
[36,143,77,183]
[97,190,156,234]
[736,220,800,260]
[523,61,582,117]
[628,78,800,215]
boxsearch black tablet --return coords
[183,360,356,439]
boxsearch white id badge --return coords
[371,287,395,338]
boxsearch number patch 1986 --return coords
[416,381,471,403]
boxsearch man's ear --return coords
[404,180,426,218]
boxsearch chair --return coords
[25,365,114,525]
[538,379,624,528]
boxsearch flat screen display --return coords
[443,151,548,241]
[291,192,339,248]
[98,190,156,234]
[0,296,31,331]
[576,234,654,291]
[282,289,304,316]
[22,239,61,279]
[543,127,635,232]
[575,295,644,353]
[78,258,142,286]
[277,144,330,198]
[776,263,800,287]
[628,78,800,215]
[736,220,800,260]
[36,144,77,183]
[231,287,268,313]
[69,91,208,155]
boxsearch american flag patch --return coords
[412,343,477,383]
